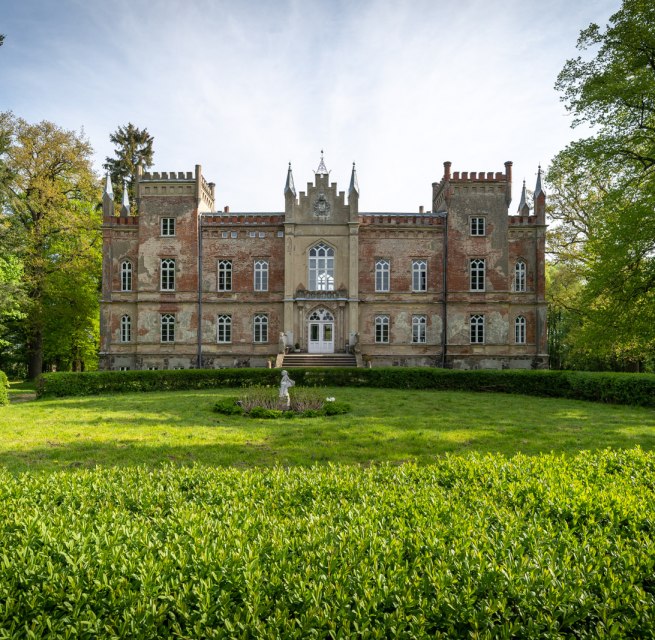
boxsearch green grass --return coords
[1,387,654,473]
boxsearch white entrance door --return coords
[308,309,334,353]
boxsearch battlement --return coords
[359,213,445,226]
[450,171,507,182]
[141,171,194,181]
[103,215,139,226]
[202,213,285,225]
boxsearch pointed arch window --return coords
[470,314,485,344]
[375,260,390,292]
[120,260,132,292]
[514,260,527,292]
[120,315,131,343]
[412,315,427,343]
[412,260,427,292]
[254,260,268,292]
[253,314,268,343]
[161,313,175,343]
[217,314,232,343]
[309,242,334,291]
[375,315,390,343]
[470,259,485,291]
[515,315,526,344]
[218,260,232,291]
[160,259,175,291]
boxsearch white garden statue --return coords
[279,370,295,409]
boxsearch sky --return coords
[1,0,618,213]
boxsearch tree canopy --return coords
[103,123,154,210]
[0,113,100,378]
[546,0,655,371]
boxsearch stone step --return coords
[282,353,357,368]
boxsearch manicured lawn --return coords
[1,387,654,473]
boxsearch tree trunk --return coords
[27,330,43,380]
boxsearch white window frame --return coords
[514,260,527,292]
[253,314,268,343]
[218,260,232,291]
[470,217,486,236]
[375,259,390,292]
[161,217,176,237]
[470,314,485,344]
[120,314,131,343]
[161,313,175,343]
[375,315,390,343]
[160,259,175,291]
[412,260,427,292]
[411,315,426,343]
[309,242,335,291]
[217,314,232,343]
[120,260,132,292]
[254,260,269,292]
[470,259,485,292]
[515,315,526,344]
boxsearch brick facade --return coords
[100,157,548,370]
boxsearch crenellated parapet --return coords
[359,213,445,226]
[202,213,285,225]
[137,165,215,211]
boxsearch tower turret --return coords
[517,179,530,216]
[102,173,114,217]
[120,180,130,218]
[533,165,546,224]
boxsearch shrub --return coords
[0,370,8,406]
[0,450,654,636]
[213,398,244,415]
[36,367,655,407]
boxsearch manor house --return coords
[100,154,548,370]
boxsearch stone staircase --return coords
[281,353,358,368]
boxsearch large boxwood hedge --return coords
[36,367,655,406]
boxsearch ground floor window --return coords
[161,313,175,343]
[375,315,389,343]
[217,314,232,343]
[515,315,526,344]
[470,314,484,344]
[120,314,131,343]
[411,315,426,343]
[253,314,268,343]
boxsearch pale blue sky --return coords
[1,0,617,211]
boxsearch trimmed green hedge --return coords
[0,370,8,406]
[36,367,655,406]
[0,450,655,637]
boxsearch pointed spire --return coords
[284,162,296,197]
[534,164,545,199]
[349,162,359,196]
[120,180,130,217]
[517,179,530,215]
[104,173,113,199]
[316,149,328,175]
[102,172,114,217]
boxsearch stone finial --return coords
[284,162,296,197]
[349,162,359,197]
[316,150,328,176]
[120,180,130,218]
[102,172,115,217]
[534,164,545,199]
[517,179,530,215]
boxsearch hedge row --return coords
[0,370,8,406]
[0,450,654,637]
[36,367,655,406]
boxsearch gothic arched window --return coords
[309,242,334,291]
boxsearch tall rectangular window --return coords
[515,316,526,344]
[160,259,175,291]
[470,217,486,236]
[309,242,335,291]
[253,314,268,343]
[218,260,232,291]
[161,218,176,236]
[375,315,390,343]
[120,315,131,343]
[120,260,132,292]
[470,314,484,344]
[254,260,268,292]
[412,315,426,343]
[514,261,527,292]
[470,259,485,291]
[375,260,390,292]
[412,260,427,292]
[161,313,175,343]
[217,314,232,343]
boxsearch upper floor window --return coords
[309,242,334,291]
[470,314,484,344]
[412,260,427,292]
[120,260,132,292]
[120,314,131,343]
[470,217,486,236]
[161,218,175,236]
[412,315,427,343]
[470,259,485,291]
[161,313,175,343]
[218,260,232,291]
[254,260,268,292]
[375,260,390,292]
[217,314,232,343]
[514,260,527,292]
[375,315,390,343]
[253,314,268,343]
[515,315,526,344]
[160,259,175,291]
